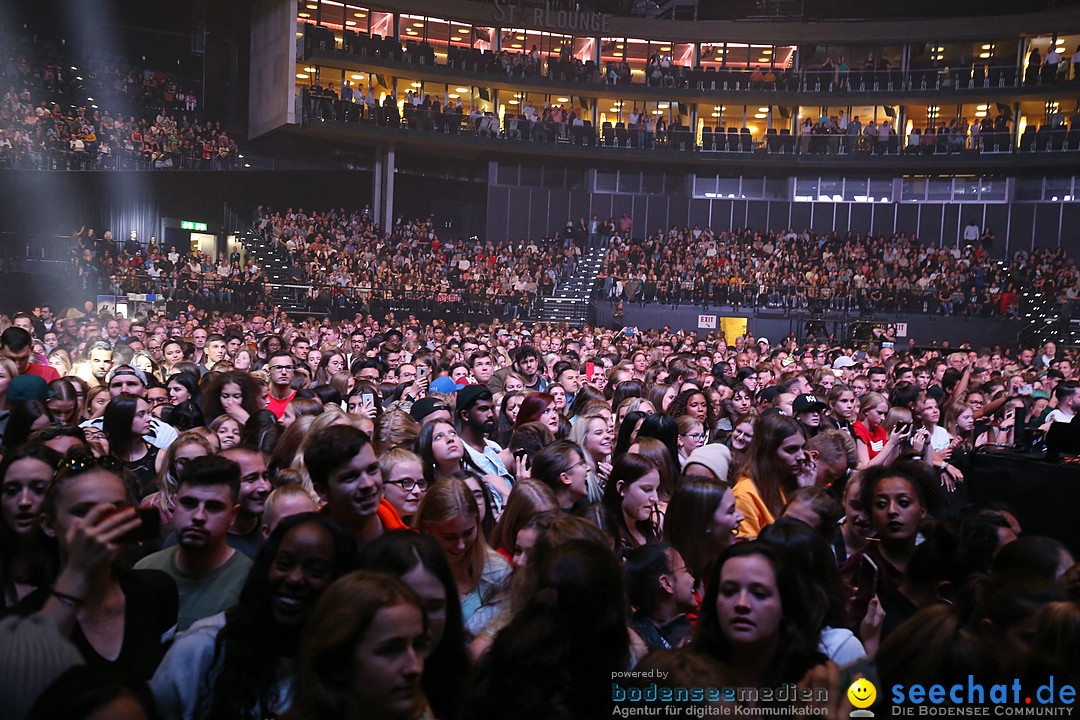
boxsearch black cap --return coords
[456,384,492,416]
[410,397,450,422]
[792,393,827,414]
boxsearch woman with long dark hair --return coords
[732,414,808,539]
[601,452,661,551]
[201,370,262,427]
[150,513,357,720]
[694,542,825,688]
[2,399,54,455]
[166,372,201,409]
[102,393,157,498]
[11,451,177,679]
[358,531,471,720]
[664,478,743,589]
[0,444,61,608]
[469,540,629,720]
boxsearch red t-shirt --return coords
[266,389,296,420]
[25,362,60,383]
[853,422,887,460]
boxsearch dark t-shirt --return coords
[7,569,178,679]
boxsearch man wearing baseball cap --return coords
[456,385,513,497]
[80,364,179,450]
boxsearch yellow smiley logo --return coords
[847,678,877,709]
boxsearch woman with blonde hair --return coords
[131,350,164,384]
[142,431,214,537]
[378,447,427,525]
[568,410,613,502]
[373,409,421,455]
[414,477,511,631]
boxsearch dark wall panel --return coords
[549,189,573,234]
[731,200,748,230]
[668,198,689,230]
[507,187,532,239]
[789,203,811,231]
[872,203,896,236]
[1008,204,1035,252]
[983,205,1009,255]
[529,189,549,239]
[943,203,961,247]
[919,204,942,244]
[1034,204,1061,250]
[833,203,851,235]
[811,203,834,235]
[896,203,918,237]
[646,195,668,236]
[688,198,710,229]
[1061,205,1080,259]
[769,201,790,231]
[711,199,733,230]
[590,194,612,224]
[487,186,510,241]
[569,191,591,226]
[850,204,872,234]
[747,201,769,231]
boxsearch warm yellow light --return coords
[345,20,356,25]
[762,49,773,54]
[296,73,309,79]
[354,12,366,17]
[508,100,519,104]
[754,112,767,118]
[511,44,521,48]
[298,12,310,18]
[658,102,670,108]
[305,67,316,72]
[412,22,424,27]
[410,82,422,87]
[351,74,363,79]
[451,37,461,41]
[456,87,469,92]
[980,53,990,58]
[449,94,459,98]
[660,46,671,51]
[557,97,569,102]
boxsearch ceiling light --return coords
[296,73,309,79]
[351,74,363,79]
[557,97,569,102]
[298,12,310,18]
[345,20,356,25]
[981,44,991,49]
[412,22,424,27]
[306,3,316,7]
[456,87,469,92]
[660,46,671,51]
[979,53,990,58]
[354,12,366,17]
[411,82,422,87]
[658,102,670,108]
[449,94,459,98]
[305,67,316,72]
[754,112,767,118]
[451,36,461,41]
[762,49,773,54]
[508,100,519,104]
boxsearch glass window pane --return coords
[497,164,518,186]
[596,171,617,192]
[902,177,926,201]
[764,178,788,199]
[795,177,818,200]
[694,175,717,196]
[520,164,542,187]
[618,172,640,193]
[868,178,893,202]
[927,178,953,200]
[717,178,741,197]
[980,177,1006,201]
[1014,178,1043,201]
[642,173,664,194]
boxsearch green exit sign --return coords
[180,221,208,231]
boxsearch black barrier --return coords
[967,447,1080,557]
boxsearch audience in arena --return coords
[1,247,1080,719]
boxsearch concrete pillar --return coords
[383,143,395,230]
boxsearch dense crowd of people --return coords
[598,223,1077,316]
[0,31,238,170]
[1,295,1079,719]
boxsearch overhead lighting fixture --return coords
[456,87,469,92]
[351,74,363,79]
[345,20,356,25]
[296,73,309,79]
[298,13,310,18]
[557,97,569,102]
[451,36,461,41]
[412,21,424,27]
[411,82,422,87]
[658,102,670,108]
[306,3,316,8]
[354,12,366,17]
[762,49,773,54]
[449,94,459,98]
[508,99,519,104]
[758,107,769,112]
[660,46,671,51]
[305,67,316,72]
[754,112,767,118]
[511,44,521,48]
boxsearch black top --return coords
[7,569,178,679]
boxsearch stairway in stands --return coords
[534,245,607,326]
[244,230,312,313]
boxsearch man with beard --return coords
[456,385,514,498]
[135,456,252,631]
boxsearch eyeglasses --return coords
[385,478,428,492]
[682,432,706,441]
[268,364,295,372]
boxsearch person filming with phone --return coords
[7,450,179,679]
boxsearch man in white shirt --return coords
[1046,383,1078,424]
[962,220,980,246]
